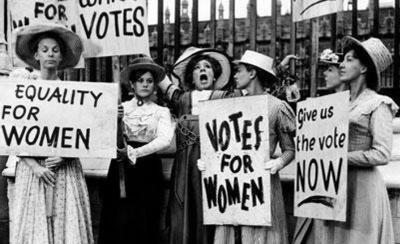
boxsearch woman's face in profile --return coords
[192,59,215,90]
[132,71,155,98]
[34,38,62,70]
[339,50,365,83]
[323,65,341,89]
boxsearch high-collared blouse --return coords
[122,98,174,158]
[348,88,399,167]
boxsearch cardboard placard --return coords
[77,0,150,57]
[294,91,349,221]
[292,0,343,22]
[199,95,271,226]
[0,78,118,158]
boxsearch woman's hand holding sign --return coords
[264,157,284,174]
[197,159,206,171]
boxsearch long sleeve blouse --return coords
[348,88,399,167]
[122,98,174,159]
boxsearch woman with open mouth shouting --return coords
[159,47,237,244]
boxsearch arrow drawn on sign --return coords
[300,0,336,16]
[297,195,336,208]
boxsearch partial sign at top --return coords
[77,0,150,57]
[10,0,150,59]
[292,0,343,22]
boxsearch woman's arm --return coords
[127,108,174,164]
[158,76,184,107]
[348,103,393,167]
[21,157,56,186]
[265,101,296,173]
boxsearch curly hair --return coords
[184,54,222,90]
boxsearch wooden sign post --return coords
[294,91,349,221]
[199,95,271,226]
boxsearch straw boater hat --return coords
[15,23,83,70]
[234,50,277,84]
[120,56,166,84]
[319,49,343,66]
[342,36,393,88]
[172,47,231,91]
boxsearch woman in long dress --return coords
[10,23,93,244]
[299,36,397,244]
[293,48,347,242]
[99,56,174,244]
[208,50,296,244]
[160,47,236,244]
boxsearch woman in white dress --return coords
[11,23,93,244]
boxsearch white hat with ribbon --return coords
[234,50,276,79]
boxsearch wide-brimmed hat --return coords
[15,23,83,70]
[172,47,231,90]
[234,50,277,84]
[319,49,343,66]
[120,56,166,84]
[342,36,392,88]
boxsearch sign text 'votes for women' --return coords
[0,78,118,158]
[294,91,349,221]
[199,95,271,226]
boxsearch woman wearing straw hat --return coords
[99,56,174,244]
[207,50,296,243]
[158,47,236,244]
[11,23,93,244]
[292,48,347,243]
[196,50,295,243]
[299,37,398,244]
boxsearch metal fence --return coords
[1,0,400,97]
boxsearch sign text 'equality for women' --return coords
[294,91,349,221]
[199,95,271,226]
[0,78,118,158]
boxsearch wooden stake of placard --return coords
[112,56,126,199]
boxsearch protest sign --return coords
[294,91,349,221]
[0,78,118,158]
[198,95,271,226]
[292,0,343,22]
[77,0,150,57]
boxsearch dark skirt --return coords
[167,116,215,244]
[99,141,163,244]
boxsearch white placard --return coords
[294,91,349,221]
[199,95,271,226]
[0,78,118,158]
[77,0,150,57]
[292,0,343,22]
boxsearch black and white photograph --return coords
[0,0,399,243]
